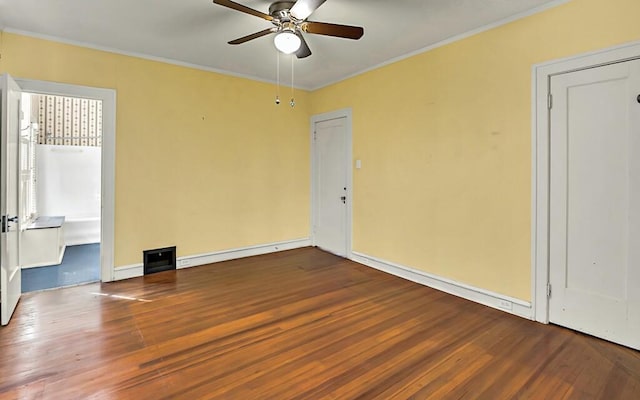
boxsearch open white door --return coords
[1,74,22,325]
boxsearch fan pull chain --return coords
[275,50,281,105]
[290,55,295,108]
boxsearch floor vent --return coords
[143,246,176,275]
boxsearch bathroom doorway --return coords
[20,92,103,292]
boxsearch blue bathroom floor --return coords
[22,243,100,293]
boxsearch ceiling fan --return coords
[212,0,364,59]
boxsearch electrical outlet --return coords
[179,259,191,267]
[498,299,513,311]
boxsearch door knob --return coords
[1,215,18,233]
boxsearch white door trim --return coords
[310,108,353,258]
[15,78,116,282]
[531,40,640,323]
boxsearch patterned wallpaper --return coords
[33,94,103,147]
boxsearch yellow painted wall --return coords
[2,0,639,300]
[0,32,311,267]
[311,0,640,301]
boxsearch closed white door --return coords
[549,59,640,349]
[314,117,348,256]
[1,74,23,326]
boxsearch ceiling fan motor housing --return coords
[269,1,297,22]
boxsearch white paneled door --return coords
[314,117,348,257]
[1,74,23,326]
[549,59,640,349]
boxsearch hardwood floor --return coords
[1,247,639,399]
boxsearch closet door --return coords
[548,59,640,349]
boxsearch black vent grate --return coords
[143,246,176,275]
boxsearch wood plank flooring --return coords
[1,247,639,399]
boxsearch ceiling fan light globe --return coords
[274,31,301,54]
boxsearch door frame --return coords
[531,40,640,323]
[15,78,116,282]
[310,108,353,258]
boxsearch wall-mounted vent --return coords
[143,246,176,275]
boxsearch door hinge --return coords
[547,282,552,298]
[313,131,317,140]
[547,93,553,110]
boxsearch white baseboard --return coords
[113,263,143,281]
[351,251,533,320]
[113,238,311,281]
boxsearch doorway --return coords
[311,109,352,258]
[533,43,640,350]
[20,92,103,292]
[15,78,116,289]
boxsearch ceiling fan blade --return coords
[213,0,273,21]
[303,21,364,40]
[290,0,326,20]
[228,28,277,45]
[295,33,312,59]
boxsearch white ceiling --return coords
[0,0,562,90]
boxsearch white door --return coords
[314,117,348,256]
[1,74,23,326]
[549,59,640,349]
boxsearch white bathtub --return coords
[63,217,100,245]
